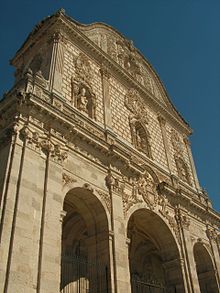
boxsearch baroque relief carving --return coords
[20,125,68,163]
[125,89,152,157]
[96,189,111,214]
[133,171,158,209]
[175,208,191,230]
[170,129,191,186]
[71,53,96,119]
[171,129,183,155]
[174,155,191,186]
[206,227,218,242]
[62,173,77,186]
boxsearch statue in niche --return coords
[72,81,96,120]
[129,115,152,157]
[77,87,88,112]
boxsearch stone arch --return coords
[193,242,219,293]
[62,176,111,221]
[127,208,184,292]
[60,186,111,292]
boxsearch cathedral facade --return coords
[0,9,220,293]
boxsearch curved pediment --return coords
[11,9,190,131]
[77,23,168,103]
[72,21,190,129]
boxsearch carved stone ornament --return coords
[125,89,148,123]
[174,155,191,185]
[175,208,191,230]
[116,39,141,78]
[133,171,158,209]
[105,170,125,194]
[206,227,218,242]
[125,89,152,156]
[71,78,96,120]
[96,189,111,214]
[74,53,92,82]
[171,129,183,155]
[19,126,68,163]
[122,183,143,216]
[71,54,97,115]
[62,173,77,186]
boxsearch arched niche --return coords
[194,242,219,293]
[127,208,184,293]
[130,117,152,158]
[60,187,110,293]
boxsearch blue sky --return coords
[0,1,219,211]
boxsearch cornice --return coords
[158,182,220,226]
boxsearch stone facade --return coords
[0,8,220,293]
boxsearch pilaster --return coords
[106,170,131,293]
[100,65,112,130]
[157,115,173,174]
[183,137,200,191]
[48,31,65,96]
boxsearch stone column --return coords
[183,137,200,191]
[157,115,173,174]
[48,31,65,96]
[100,66,112,130]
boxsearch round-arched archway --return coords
[60,187,110,293]
[194,242,219,293]
[127,208,184,293]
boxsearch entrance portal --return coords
[194,243,219,293]
[128,209,184,293]
[60,188,110,293]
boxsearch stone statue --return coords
[77,87,88,113]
